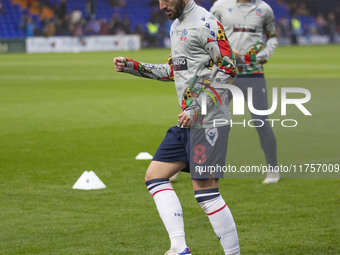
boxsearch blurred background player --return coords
[114,0,241,254]
[210,0,279,184]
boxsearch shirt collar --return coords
[178,0,196,22]
[237,0,257,5]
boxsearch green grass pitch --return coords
[0,45,339,254]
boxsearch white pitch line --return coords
[266,74,340,78]
[0,75,139,81]
[269,63,340,69]
[0,61,108,66]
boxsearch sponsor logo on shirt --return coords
[173,58,188,71]
[233,24,257,33]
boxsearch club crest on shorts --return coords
[180,29,188,41]
[205,128,218,147]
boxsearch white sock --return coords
[195,188,240,255]
[146,178,187,253]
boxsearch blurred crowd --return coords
[6,0,339,45]
[277,13,337,43]
[17,0,132,37]
[145,0,339,46]
[276,1,338,43]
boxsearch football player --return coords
[114,0,241,254]
[211,0,279,184]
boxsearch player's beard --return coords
[168,0,186,20]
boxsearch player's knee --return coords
[144,168,153,182]
[257,123,275,138]
[192,178,219,191]
[144,172,152,182]
[145,163,158,182]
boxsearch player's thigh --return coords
[246,76,269,111]
[189,126,230,180]
[192,178,219,191]
[145,160,187,181]
[227,76,246,103]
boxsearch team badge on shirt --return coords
[228,8,232,13]
[256,9,263,17]
[180,29,188,41]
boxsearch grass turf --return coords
[0,45,339,254]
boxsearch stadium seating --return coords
[0,0,152,38]
[265,0,290,20]
[0,0,320,39]
[0,0,25,38]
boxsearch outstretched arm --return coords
[113,56,174,82]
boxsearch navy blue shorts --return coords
[153,126,230,179]
[153,126,190,165]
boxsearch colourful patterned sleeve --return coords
[121,56,174,82]
[201,19,238,82]
[264,5,278,41]
[182,18,238,124]
[256,5,278,62]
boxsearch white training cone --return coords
[135,152,153,160]
[72,171,106,190]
